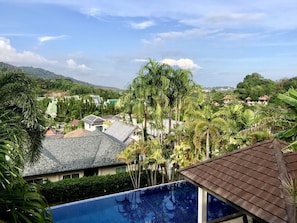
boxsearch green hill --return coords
[0,62,120,91]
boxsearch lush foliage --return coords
[0,62,121,99]
[0,70,52,223]
[117,59,199,186]
[40,172,162,205]
[235,73,277,101]
[37,78,121,98]
[118,64,297,184]
[277,88,297,149]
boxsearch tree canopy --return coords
[0,70,52,223]
[235,73,276,101]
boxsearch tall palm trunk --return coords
[206,130,210,159]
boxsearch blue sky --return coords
[0,0,296,89]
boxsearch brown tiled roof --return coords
[258,95,270,101]
[64,128,90,138]
[179,139,297,223]
[223,95,233,100]
[70,119,80,126]
[44,126,64,139]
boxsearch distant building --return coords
[146,119,184,137]
[104,121,139,144]
[89,95,102,107]
[44,126,64,139]
[258,95,270,105]
[83,114,106,132]
[223,95,233,104]
[45,99,57,118]
[104,99,118,106]
[246,95,270,106]
[70,119,80,127]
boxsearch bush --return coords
[41,171,164,206]
[41,172,133,205]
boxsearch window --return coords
[96,125,103,131]
[63,173,79,180]
[84,168,97,177]
[27,178,43,184]
[63,175,71,179]
[116,166,126,174]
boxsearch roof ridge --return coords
[179,139,276,172]
[271,139,288,180]
[92,136,102,166]
[102,131,126,145]
[271,139,296,223]
[41,147,62,166]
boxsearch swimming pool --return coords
[50,180,237,223]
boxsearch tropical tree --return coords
[116,85,136,124]
[235,73,276,101]
[143,138,166,185]
[277,88,297,149]
[0,70,52,222]
[0,70,45,163]
[117,140,147,189]
[186,105,228,160]
[167,68,194,128]
[170,142,199,169]
[117,59,200,181]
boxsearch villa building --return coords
[82,114,106,132]
[23,130,126,183]
[180,139,297,223]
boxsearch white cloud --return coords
[80,7,102,17]
[181,12,265,27]
[38,35,67,44]
[130,20,155,29]
[143,28,220,45]
[0,37,56,65]
[133,58,149,63]
[161,58,201,70]
[66,59,91,71]
[158,28,219,39]
[217,32,261,41]
[208,12,265,23]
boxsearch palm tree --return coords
[278,88,297,148]
[119,59,171,141]
[0,70,52,223]
[143,138,166,186]
[169,68,195,123]
[188,105,228,160]
[117,140,147,189]
[116,85,136,124]
[0,70,45,163]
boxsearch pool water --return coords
[50,181,238,223]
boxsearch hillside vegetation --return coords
[0,62,121,99]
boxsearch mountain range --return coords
[0,62,234,91]
[0,62,120,90]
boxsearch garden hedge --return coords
[40,171,162,205]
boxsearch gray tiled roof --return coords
[23,130,126,177]
[104,121,137,144]
[83,114,105,125]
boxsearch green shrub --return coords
[41,172,133,205]
[41,171,164,206]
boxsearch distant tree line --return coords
[35,77,121,99]
[235,72,297,103]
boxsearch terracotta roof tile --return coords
[179,139,297,223]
